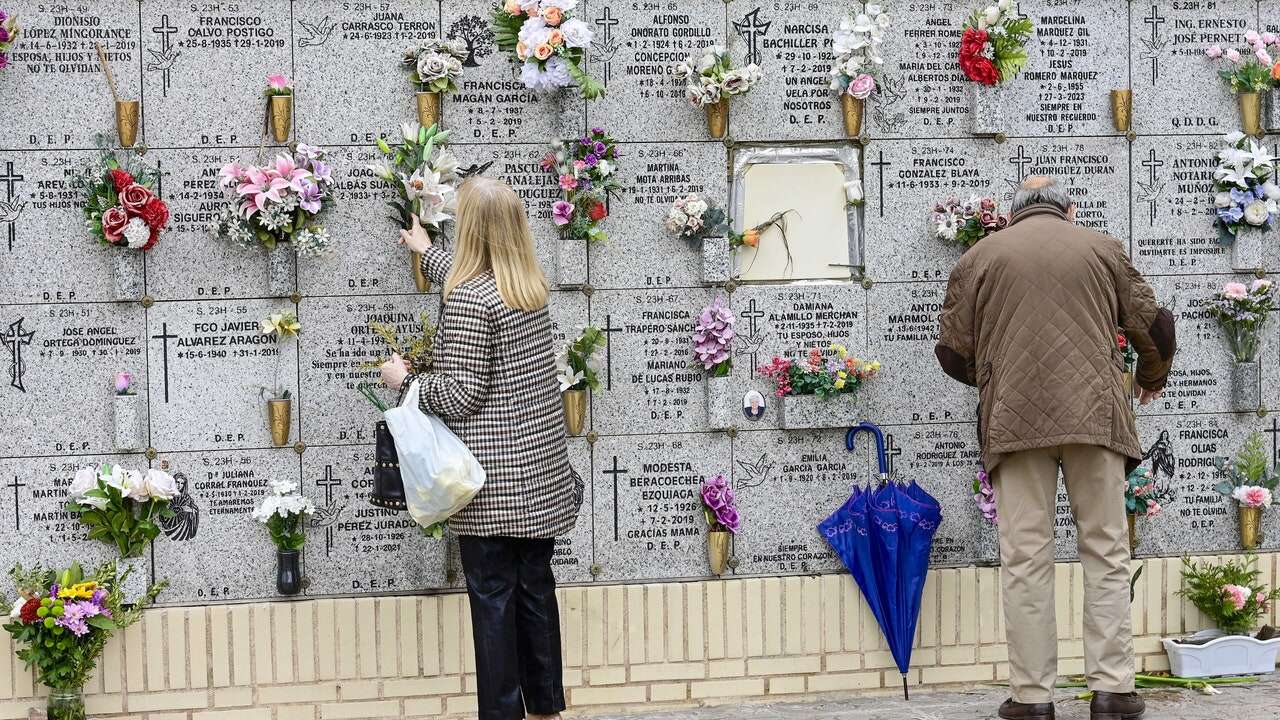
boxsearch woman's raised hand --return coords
[399,215,433,254]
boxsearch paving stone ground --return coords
[580,677,1280,719]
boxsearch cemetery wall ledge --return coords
[0,554,1277,719]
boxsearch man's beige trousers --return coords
[991,444,1136,704]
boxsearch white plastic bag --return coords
[384,380,486,529]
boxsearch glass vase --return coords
[1225,322,1262,363]
[47,687,86,720]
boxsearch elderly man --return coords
[935,176,1175,720]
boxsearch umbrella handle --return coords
[845,422,889,480]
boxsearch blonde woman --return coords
[380,177,578,720]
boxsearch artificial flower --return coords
[1223,584,1251,610]
[267,74,292,92]
[552,200,575,225]
[1232,485,1273,508]
[101,206,129,243]
[261,311,301,338]
[847,73,876,99]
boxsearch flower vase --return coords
[705,97,729,139]
[410,250,430,292]
[416,91,441,129]
[118,555,147,605]
[1231,360,1261,412]
[840,94,865,138]
[701,236,731,285]
[266,243,295,296]
[113,394,146,451]
[270,95,293,143]
[1110,89,1132,133]
[556,234,587,287]
[1127,512,1138,555]
[707,530,730,575]
[1238,92,1263,137]
[968,83,1005,136]
[47,688,86,720]
[705,375,735,430]
[112,250,144,301]
[267,398,292,446]
[1239,505,1262,551]
[277,549,303,595]
[115,100,140,148]
[777,393,862,430]
[562,389,587,436]
[1230,228,1264,272]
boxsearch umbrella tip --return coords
[902,674,909,700]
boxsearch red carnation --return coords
[118,183,153,213]
[142,226,161,252]
[1117,333,1128,350]
[588,201,608,222]
[139,197,170,230]
[101,206,130,244]
[959,28,1000,86]
[109,169,135,193]
[19,598,39,624]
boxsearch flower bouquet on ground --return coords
[74,141,169,300]
[490,0,602,99]
[3,562,163,720]
[675,46,762,139]
[700,474,740,575]
[546,127,620,246]
[265,73,293,142]
[0,11,19,72]
[759,345,881,430]
[556,325,605,436]
[1212,431,1278,550]
[959,1,1032,134]
[402,39,468,127]
[259,311,300,447]
[973,465,997,525]
[1205,31,1280,136]
[829,5,890,137]
[370,122,460,292]
[1212,132,1279,269]
[112,371,145,451]
[1167,557,1280,677]
[931,195,1007,249]
[251,478,316,595]
[1124,465,1175,553]
[1207,278,1274,411]
[213,144,337,295]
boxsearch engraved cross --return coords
[601,315,624,391]
[6,476,24,531]
[603,456,628,541]
[151,323,180,404]
[1008,145,1034,183]
[733,8,771,67]
[1,318,34,392]
[0,161,25,251]
[869,151,892,218]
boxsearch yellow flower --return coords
[57,582,98,600]
[261,311,301,339]
[834,378,846,390]
[829,343,848,359]
[837,370,848,380]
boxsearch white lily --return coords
[1245,139,1275,169]
[557,370,584,392]
[401,121,422,143]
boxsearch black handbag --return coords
[369,419,407,510]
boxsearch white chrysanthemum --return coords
[123,217,150,249]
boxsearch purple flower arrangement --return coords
[972,465,997,525]
[0,11,19,73]
[700,474,741,533]
[692,296,735,377]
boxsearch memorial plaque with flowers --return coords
[829,5,891,138]
[958,1,1032,135]
[1212,131,1280,271]
[490,0,603,99]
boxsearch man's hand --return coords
[380,353,411,390]
[1137,387,1163,406]
[399,215,432,254]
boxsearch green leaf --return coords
[87,615,117,631]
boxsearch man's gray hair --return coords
[1010,176,1073,214]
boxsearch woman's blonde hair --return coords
[443,177,549,311]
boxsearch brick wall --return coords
[0,554,1276,719]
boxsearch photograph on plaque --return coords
[731,145,862,282]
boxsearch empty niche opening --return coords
[731,145,862,282]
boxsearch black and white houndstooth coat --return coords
[404,246,579,538]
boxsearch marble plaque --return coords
[590,431,730,582]
[301,444,449,595]
[140,1,293,148]
[889,423,993,567]
[150,448,293,602]
[1,303,146,457]
[1129,135,1236,276]
[867,0,970,140]
[584,1,725,142]
[590,142,728,289]
[993,137,1130,239]
[146,298,298,452]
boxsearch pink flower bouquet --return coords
[692,297,734,377]
[700,474,740,533]
[212,144,337,256]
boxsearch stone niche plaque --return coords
[994,137,1130,240]
[585,1,724,142]
[862,138,998,281]
[151,449,293,603]
[0,303,146,457]
[1129,1,1253,136]
[147,299,298,452]
[590,432,729,582]
[588,287,714,436]
[293,1,440,146]
[1136,275,1238,418]
[301,444,448,595]
[590,142,728,289]
[0,2,139,152]
[441,0,584,142]
[0,455,141,582]
[726,283,869,431]
[732,428,868,576]
[725,1,838,142]
[297,295,441,447]
[867,1,969,140]
[862,281,977,426]
[1129,136,1238,277]
[891,423,993,567]
[141,1,293,148]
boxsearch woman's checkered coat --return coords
[404,246,579,538]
